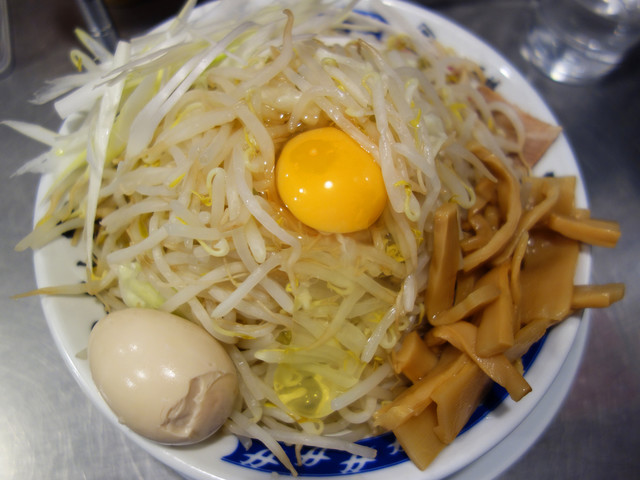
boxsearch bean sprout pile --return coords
[10,0,580,474]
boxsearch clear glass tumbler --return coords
[521,0,640,83]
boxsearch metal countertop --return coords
[1,1,638,479]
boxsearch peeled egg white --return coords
[88,308,238,445]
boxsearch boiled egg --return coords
[88,308,237,445]
[276,127,387,233]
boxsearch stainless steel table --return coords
[1,1,638,479]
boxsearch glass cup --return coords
[521,0,640,83]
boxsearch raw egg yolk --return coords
[276,127,387,233]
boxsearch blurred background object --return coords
[0,0,11,75]
[521,0,640,83]
[74,0,119,52]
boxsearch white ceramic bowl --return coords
[32,1,590,479]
